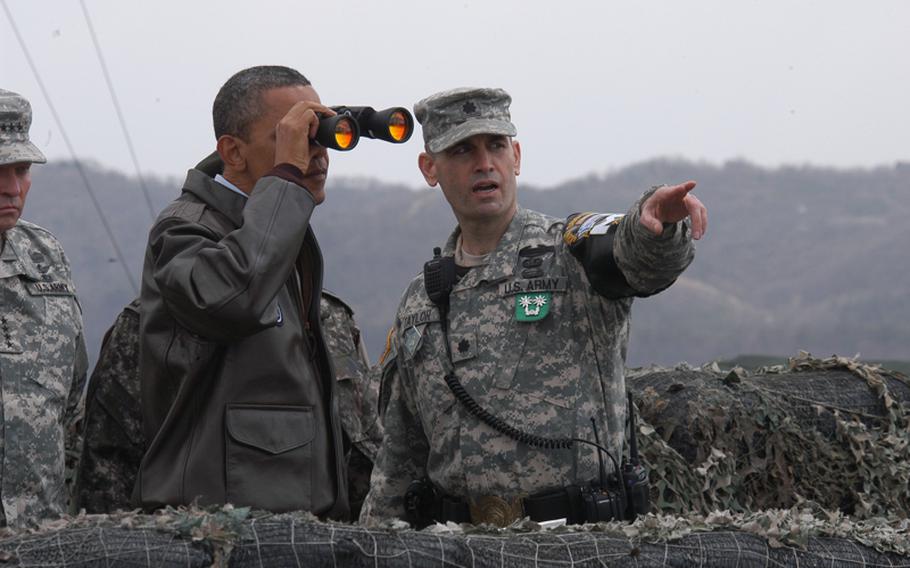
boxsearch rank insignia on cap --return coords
[515,293,551,322]
[462,101,478,115]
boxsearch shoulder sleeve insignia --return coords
[564,212,624,247]
[378,326,397,366]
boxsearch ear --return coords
[418,151,438,187]
[511,139,522,176]
[217,135,246,173]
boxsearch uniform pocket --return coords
[224,404,314,511]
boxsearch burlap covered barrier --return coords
[1,507,909,567]
[2,354,908,566]
[630,353,910,517]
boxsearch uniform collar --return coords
[447,207,529,291]
[0,224,44,281]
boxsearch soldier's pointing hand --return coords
[640,180,707,240]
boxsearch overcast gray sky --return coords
[2,0,907,189]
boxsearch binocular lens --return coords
[317,106,413,150]
[334,119,356,150]
[315,115,360,151]
[388,110,409,142]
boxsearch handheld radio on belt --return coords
[406,248,651,526]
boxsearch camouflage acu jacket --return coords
[0,220,87,528]
[320,291,383,518]
[361,196,694,522]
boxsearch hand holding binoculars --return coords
[314,106,414,151]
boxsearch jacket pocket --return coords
[225,404,314,511]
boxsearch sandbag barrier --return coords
[229,515,910,568]
[0,525,212,566]
[1,508,910,567]
[2,353,909,566]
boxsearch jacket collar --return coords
[182,168,247,228]
[0,224,43,281]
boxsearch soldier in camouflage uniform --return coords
[320,291,382,518]
[75,300,142,513]
[361,88,707,526]
[0,89,88,527]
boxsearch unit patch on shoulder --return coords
[563,212,625,246]
[515,292,551,322]
[378,326,396,366]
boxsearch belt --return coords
[437,486,588,527]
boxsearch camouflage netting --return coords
[631,352,910,518]
[3,353,910,566]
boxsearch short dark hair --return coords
[212,65,311,140]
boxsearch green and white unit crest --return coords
[515,292,551,322]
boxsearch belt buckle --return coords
[469,495,524,527]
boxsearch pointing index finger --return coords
[670,180,697,195]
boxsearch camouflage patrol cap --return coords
[0,89,46,166]
[414,87,517,153]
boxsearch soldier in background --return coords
[74,300,141,514]
[361,87,707,526]
[320,291,382,519]
[0,89,88,527]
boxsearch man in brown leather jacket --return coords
[135,66,348,519]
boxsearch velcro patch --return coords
[499,276,567,296]
[0,315,22,354]
[399,308,439,329]
[564,212,624,246]
[515,292,551,322]
[26,281,74,296]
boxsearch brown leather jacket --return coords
[135,162,348,519]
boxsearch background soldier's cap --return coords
[0,89,47,167]
[414,87,517,153]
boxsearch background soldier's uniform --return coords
[0,220,87,527]
[75,300,142,513]
[361,199,694,522]
[320,291,382,518]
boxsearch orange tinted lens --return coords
[335,120,354,149]
[388,111,408,142]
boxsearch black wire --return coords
[78,0,156,221]
[2,0,139,295]
[590,417,608,489]
[434,275,627,504]
[443,373,621,469]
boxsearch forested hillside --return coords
[24,158,910,369]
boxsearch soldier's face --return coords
[240,85,330,202]
[0,162,32,234]
[419,134,521,225]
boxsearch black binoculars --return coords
[315,106,414,151]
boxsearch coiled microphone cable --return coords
[443,372,622,479]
